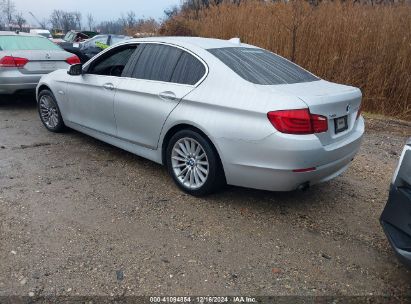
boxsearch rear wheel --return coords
[38,90,66,133]
[166,129,224,196]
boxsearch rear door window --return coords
[208,47,319,85]
[0,36,61,51]
[170,52,206,85]
[132,44,182,82]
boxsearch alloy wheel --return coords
[39,95,59,129]
[171,137,209,189]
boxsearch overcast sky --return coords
[13,0,181,26]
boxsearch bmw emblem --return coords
[346,104,351,112]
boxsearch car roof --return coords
[0,31,41,37]
[130,36,257,50]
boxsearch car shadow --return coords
[0,93,352,211]
[0,94,37,109]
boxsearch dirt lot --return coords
[0,95,411,297]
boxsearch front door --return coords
[64,45,137,136]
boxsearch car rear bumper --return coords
[380,186,411,269]
[218,117,364,191]
[0,71,42,94]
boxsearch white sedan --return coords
[36,36,364,196]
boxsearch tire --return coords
[37,89,66,133]
[166,129,225,196]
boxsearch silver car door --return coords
[114,44,207,149]
[64,45,137,136]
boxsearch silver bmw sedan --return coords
[36,37,364,196]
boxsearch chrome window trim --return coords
[83,41,209,88]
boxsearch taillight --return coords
[356,104,362,120]
[267,109,328,135]
[311,113,328,133]
[66,55,81,65]
[0,56,29,68]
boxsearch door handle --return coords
[103,83,114,90]
[159,91,177,101]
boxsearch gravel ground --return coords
[0,95,411,297]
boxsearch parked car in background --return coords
[62,34,131,63]
[29,29,52,39]
[60,30,98,44]
[36,37,364,196]
[0,31,80,95]
[381,138,411,268]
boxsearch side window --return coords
[171,52,206,85]
[88,45,136,77]
[132,44,182,82]
[84,35,108,48]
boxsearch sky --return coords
[13,0,181,26]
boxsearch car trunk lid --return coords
[270,80,362,146]
[11,50,70,74]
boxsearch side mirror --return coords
[67,63,83,76]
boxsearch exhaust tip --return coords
[298,182,310,192]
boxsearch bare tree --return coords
[97,19,124,34]
[86,13,94,31]
[126,11,136,28]
[15,11,25,30]
[39,18,48,29]
[1,0,16,30]
[271,0,312,62]
[74,11,81,30]
[164,5,179,19]
[50,10,78,32]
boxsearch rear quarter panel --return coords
[159,53,308,164]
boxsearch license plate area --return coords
[334,116,348,134]
[40,61,57,70]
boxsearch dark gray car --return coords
[380,138,411,268]
[61,34,131,63]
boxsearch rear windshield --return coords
[0,35,61,51]
[208,47,319,85]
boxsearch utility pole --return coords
[29,11,45,28]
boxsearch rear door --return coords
[114,43,206,149]
[64,44,137,136]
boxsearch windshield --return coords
[0,35,62,51]
[208,47,319,85]
[64,32,74,42]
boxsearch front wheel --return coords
[166,130,225,196]
[37,90,66,133]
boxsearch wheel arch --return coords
[161,123,226,182]
[37,84,53,102]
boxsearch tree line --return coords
[0,0,403,33]
[0,0,159,34]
